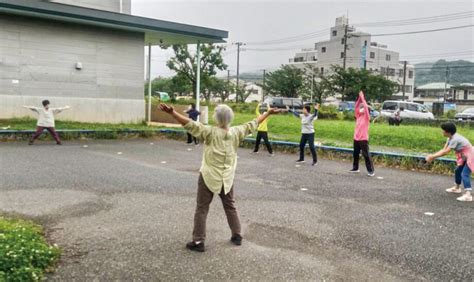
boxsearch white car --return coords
[381,101,435,120]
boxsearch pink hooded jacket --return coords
[354,91,370,141]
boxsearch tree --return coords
[144,75,192,101]
[324,66,398,102]
[207,77,234,102]
[262,65,305,98]
[166,44,227,101]
[302,64,330,103]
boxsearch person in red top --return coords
[350,91,375,176]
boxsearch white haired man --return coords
[160,103,280,252]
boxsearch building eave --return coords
[0,0,228,45]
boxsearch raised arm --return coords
[255,103,261,117]
[357,91,370,120]
[160,103,191,126]
[310,103,320,121]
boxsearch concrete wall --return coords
[0,14,145,123]
[49,0,132,14]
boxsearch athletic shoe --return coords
[367,172,375,177]
[456,192,472,202]
[349,169,360,173]
[252,151,259,154]
[312,161,318,166]
[446,186,462,194]
[296,160,305,163]
[269,153,275,157]
[230,234,242,246]
[56,142,62,145]
[186,241,205,252]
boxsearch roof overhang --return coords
[0,0,228,45]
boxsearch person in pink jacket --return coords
[426,122,473,202]
[350,91,375,176]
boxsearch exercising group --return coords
[24,91,473,253]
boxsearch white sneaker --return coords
[456,192,472,202]
[349,169,360,173]
[269,153,275,157]
[367,172,375,177]
[446,186,462,194]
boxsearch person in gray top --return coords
[287,103,320,166]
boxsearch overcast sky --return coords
[132,0,474,78]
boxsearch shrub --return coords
[0,217,61,281]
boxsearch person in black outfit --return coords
[184,104,200,144]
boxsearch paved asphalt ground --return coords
[0,139,472,281]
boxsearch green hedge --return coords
[0,217,61,281]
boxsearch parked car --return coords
[263,97,303,110]
[455,108,474,121]
[339,101,380,118]
[381,100,434,120]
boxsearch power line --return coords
[354,11,474,27]
[371,24,474,37]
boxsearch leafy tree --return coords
[166,44,227,98]
[324,66,397,102]
[302,64,330,103]
[207,77,234,102]
[144,75,192,101]
[262,65,305,98]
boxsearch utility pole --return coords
[402,60,407,101]
[342,24,348,70]
[234,42,245,103]
[311,73,314,103]
[444,65,450,102]
[262,69,266,102]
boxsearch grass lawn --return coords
[0,217,61,281]
[2,114,474,155]
[229,113,474,154]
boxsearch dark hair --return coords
[400,107,404,111]
[304,105,311,113]
[42,100,50,107]
[441,122,456,135]
[190,104,196,110]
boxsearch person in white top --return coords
[23,100,70,145]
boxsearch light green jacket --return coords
[184,120,258,194]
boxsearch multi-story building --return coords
[0,0,227,123]
[289,16,415,101]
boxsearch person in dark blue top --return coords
[184,104,201,145]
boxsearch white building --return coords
[289,16,415,101]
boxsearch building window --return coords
[341,38,345,44]
[321,47,326,53]
[364,40,367,46]
[370,52,375,59]
[387,68,395,76]
[386,54,391,61]
[398,69,404,77]
[294,57,304,62]
[340,52,345,58]
[332,30,337,36]
[408,70,414,78]
[320,67,324,75]
[380,67,386,75]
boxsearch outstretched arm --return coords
[310,103,320,120]
[286,106,301,118]
[23,106,39,113]
[256,107,281,125]
[160,104,191,126]
[52,106,70,114]
[426,141,451,162]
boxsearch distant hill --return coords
[415,60,474,87]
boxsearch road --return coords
[0,139,472,281]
